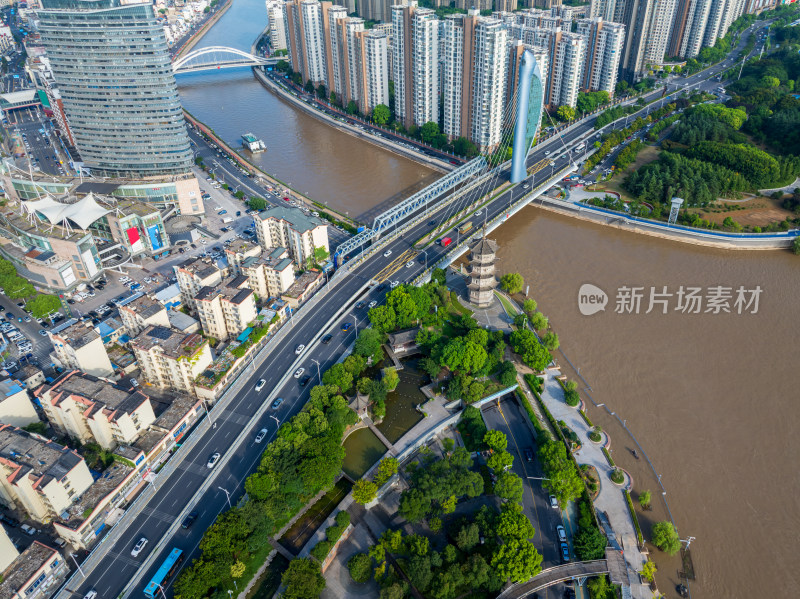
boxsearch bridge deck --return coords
[497,559,609,599]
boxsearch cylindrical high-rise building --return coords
[37,0,193,179]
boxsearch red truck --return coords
[441,237,453,247]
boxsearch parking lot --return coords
[6,107,77,177]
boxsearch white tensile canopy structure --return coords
[22,193,112,231]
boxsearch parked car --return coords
[557,525,567,542]
[550,495,559,509]
[560,542,570,562]
[368,300,377,309]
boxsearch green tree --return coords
[23,422,47,436]
[374,457,399,486]
[587,575,617,599]
[651,521,681,555]
[792,237,800,255]
[488,450,514,473]
[499,361,518,387]
[455,522,480,552]
[380,584,406,599]
[453,136,479,158]
[368,305,396,333]
[431,267,447,286]
[346,100,358,115]
[314,246,329,263]
[373,104,391,125]
[386,287,417,328]
[353,479,378,505]
[494,471,524,503]
[347,553,373,583]
[420,121,440,145]
[382,366,400,391]
[354,328,384,362]
[499,272,524,294]
[322,363,353,393]
[399,488,431,522]
[230,560,246,578]
[282,558,325,599]
[639,490,652,509]
[369,544,386,564]
[491,538,543,583]
[483,430,508,452]
[26,294,61,319]
[556,105,577,121]
[573,526,608,560]
[305,80,315,94]
[247,196,267,211]
[496,503,535,540]
[508,329,551,371]
[640,559,657,583]
[522,298,537,314]
[530,312,548,330]
[538,441,584,505]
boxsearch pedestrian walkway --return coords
[362,415,397,455]
[536,368,653,599]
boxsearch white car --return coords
[557,525,567,542]
[293,367,305,379]
[405,261,414,269]
[206,452,221,469]
[83,591,97,599]
[383,250,392,257]
[131,537,148,557]
[368,300,377,308]
[549,495,559,509]
[390,280,399,289]
[295,344,305,354]
[255,428,268,443]
[255,379,266,392]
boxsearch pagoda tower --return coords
[467,235,499,308]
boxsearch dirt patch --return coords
[691,197,794,227]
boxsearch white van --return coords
[222,217,234,223]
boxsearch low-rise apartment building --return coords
[281,269,324,308]
[195,276,257,342]
[118,295,170,338]
[47,319,113,378]
[36,372,155,451]
[0,379,39,428]
[174,256,226,311]
[130,327,213,395]
[253,205,328,266]
[0,540,69,599]
[241,247,295,299]
[0,425,93,524]
[224,239,262,275]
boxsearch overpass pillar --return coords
[510,49,545,184]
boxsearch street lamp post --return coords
[270,414,280,427]
[311,358,321,382]
[218,486,232,509]
[70,554,86,578]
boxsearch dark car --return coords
[236,211,241,216]
[271,397,284,410]
[560,543,570,562]
[355,301,365,309]
[298,375,311,387]
[428,220,437,226]
[0,306,5,312]
[321,334,333,344]
[67,299,75,305]
[524,447,534,462]
[181,511,199,529]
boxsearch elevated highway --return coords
[55,25,760,599]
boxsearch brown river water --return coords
[178,0,800,596]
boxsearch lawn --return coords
[494,291,518,317]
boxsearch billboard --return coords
[147,224,163,251]
[81,249,98,277]
[126,226,144,253]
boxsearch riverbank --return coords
[253,68,453,174]
[535,194,798,250]
[173,0,232,60]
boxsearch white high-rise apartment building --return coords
[470,18,508,151]
[345,17,366,106]
[267,0,287,51]
[669,0,712,58]
[441,12,508,151]
[327,6,349,100]
[642,0,678,66]
[412,8,439,127]
[547,31,585,107]
[576,18,625,95]
[362,30,390,113]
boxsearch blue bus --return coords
[143,548,184,598]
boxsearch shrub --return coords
[310,540,333,561]
[348,553,373,583]
[610,469,625,484]
[564,389,580,407]
[588,430,602,443]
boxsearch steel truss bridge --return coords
[173,46,278,74]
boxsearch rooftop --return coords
[42,371,150,422]
[49,320,100,350]
[167,310,199,332]
[107,344,137,369]
[257,204,326,234]
[283,270,322,299]
[0,425,84,487]
[150,394,200,434]
[119,295,166,320]
[0,541,58,599]
[131,326,206,360]
[0,378,25,398]
[153,282,181,304]
[57,460,133,529]
[225,239,260,256]
[196,275,254,305]
[177,256,222,280]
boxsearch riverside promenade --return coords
[532,370,652,599]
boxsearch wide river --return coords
[177,1,799,597]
